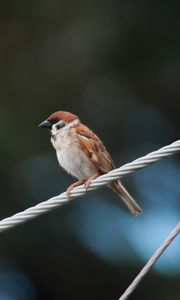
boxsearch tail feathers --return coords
[110,180,142,216]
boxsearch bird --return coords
[39,111,142,215]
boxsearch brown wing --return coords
[75,124,115,173]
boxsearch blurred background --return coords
[0,0,180,299]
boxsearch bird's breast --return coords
[51,129,97,179]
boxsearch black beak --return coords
[38,120,52,129]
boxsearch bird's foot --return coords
[84,172,100,191]
[66,179,86,199]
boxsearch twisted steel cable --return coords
[0,140,179,233]
[119,222,180,300]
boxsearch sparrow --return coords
[39,111,142,215]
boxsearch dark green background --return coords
[0,1,179,299]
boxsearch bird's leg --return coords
[66,179,86,199]
[84,172,100,191]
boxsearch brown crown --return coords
[47,111,78,124]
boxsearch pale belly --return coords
[56,147,97,179]
[51,129,97,179]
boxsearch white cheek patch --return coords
[51,124,58,137]
[51,118,80,137]
[51,120,65,136]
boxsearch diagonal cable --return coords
[0,140,180,233]
[119,222,180,300]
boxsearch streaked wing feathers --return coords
[76,124,115,173]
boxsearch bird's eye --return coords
[56,121,65,130]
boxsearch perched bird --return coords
[39,111,142,215]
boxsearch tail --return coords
[110,180,142,216]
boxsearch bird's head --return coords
[39,111,80,134]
